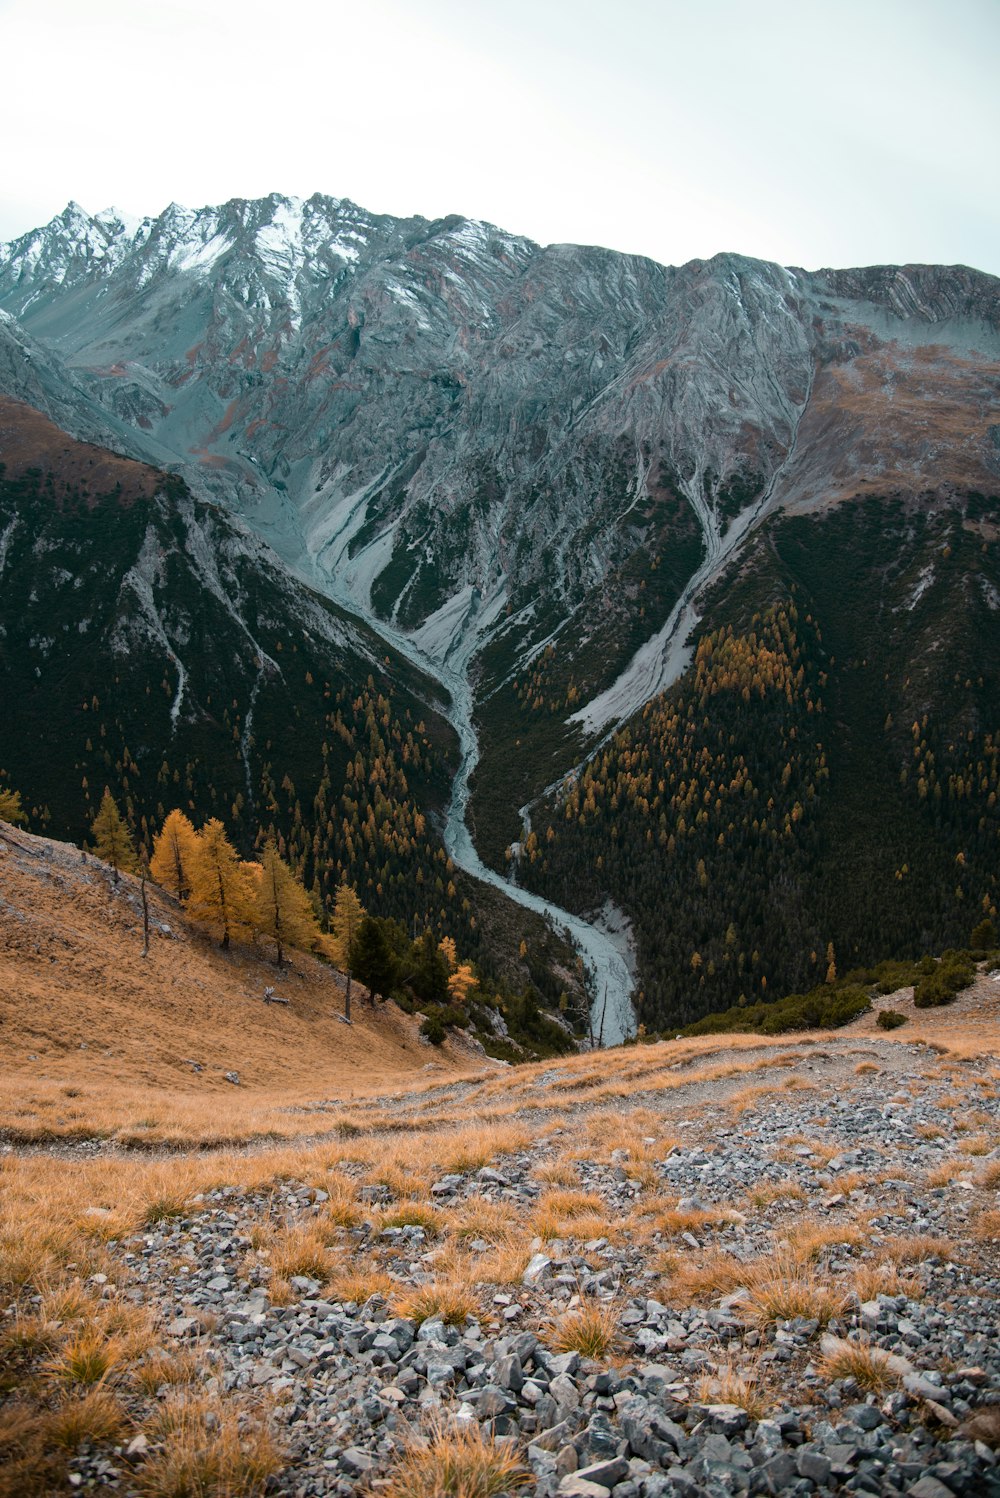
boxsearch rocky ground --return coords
[5,1016,998,1497]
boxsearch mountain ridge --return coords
[1,193,998,1033]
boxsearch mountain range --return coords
[1,193,998,1033]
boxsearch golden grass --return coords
[747,1180,806,1208]
[667,1249,749,1302]
[977,1159,1000,1189]
[971,1210,1000,1242]
[817,1336,901,1393]
[881,1233,956,1265]
[451,1200,520,1247]
[378,1204,444,1237]
[380,1416,532,1498]
[46,1389,128,1450]
[851,1264,921,1302]
[43,1326,126,1388]
[135,1396,282,1498]
[742,1255,850,1327]
[926,1159,974,1187]
[696,1358,769,1420]
[531,1159,580,1186]
[550,1301,620,1359]
[392,1282,480,1327]
[325,1265,397,1306]
[263,1225,333,1283]
[782,1219,865,1262]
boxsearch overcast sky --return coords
[2,0,998,274]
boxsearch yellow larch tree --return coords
[150,809,199,900]
[186,818,253,949]
[253,841,320,967]
[90,789,138,881]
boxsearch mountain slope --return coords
[2,196,999,1030]
[0,401,505,967]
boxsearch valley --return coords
[2,818,1000,1496]
[1,193,999,1035]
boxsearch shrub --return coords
[914,953,975,1008]
[877,1009,907,1030]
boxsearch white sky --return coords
[1,0,998,275]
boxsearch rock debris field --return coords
[3,1022,1000,1497]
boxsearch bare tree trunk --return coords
[597,985,608,1049]
[344,969,352,1024]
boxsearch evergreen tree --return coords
[90,788,138,881]
[253,840,320,966]
[408,929,450,1006]
[150,809,199,900]
[349,915,402,1002]
[187,818,253,949]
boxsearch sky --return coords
[1,0,998,275]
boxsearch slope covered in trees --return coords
[0,428,582,1007]
[523,491,1000,1030]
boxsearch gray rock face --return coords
[2,196,997,715]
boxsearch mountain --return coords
[1,194,998,1030]
[0,398,589,1014]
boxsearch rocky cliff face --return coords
[2,195,998,851]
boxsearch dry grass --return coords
[747,1180,806,1208]
[531,1159,580,1186]
[46,1389,128,1450]
[926,1159,974,1187]
[325,1265,396,1306]
[550,1301,620,1358]
[43,1326,126,1388]
[783,1219,865,1262]
[851,1264,921,1301]
[392,1282,480,1327]
[380,1416,532,1497]
[135,1396,282,1497]
[817,1335,902,1393]
[378,1204,444,1237]
[977,1159,1000,1189]
[742,1254,850,1327]
[262,1225,333,1283]
[0,830,482,1149]
[451,1200,520,1247]
[696,1358,769,1420]
[132,1349,205,1396]
[881,1234,956,1265]
[667,1249,749,1303]
[971,1210,1000,1243]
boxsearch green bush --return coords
[420,1012,447,1045]
[684,982,869,1037]
[971,918,998,949]
[877,1009,907,1030]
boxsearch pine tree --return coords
[90,789,138,881]
[253,840,320,966]
[349,915,401,1002]
[150,809,199,900]
[187,818,253,949]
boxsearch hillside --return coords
[1,851,998,1494]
